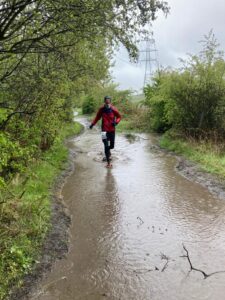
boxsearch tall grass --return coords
[160,132,225,178]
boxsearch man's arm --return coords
[90,107,102,127]
[113,108,121,125]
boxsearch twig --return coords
[133,269,152,274]
[161,261,169,272]
[33,276,67,298]
[182,244,225,279]
[160,253,169,272]
[137,216,144,225]
[19,190,26,199]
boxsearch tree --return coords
[144,32,225,138]
[0,0,169,182]
[0,0,169,80]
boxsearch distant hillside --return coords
[130,94,145,103]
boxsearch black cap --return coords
[104,96,111,102]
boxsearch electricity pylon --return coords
[139,33,159,88]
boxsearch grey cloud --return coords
[112,0,225,92]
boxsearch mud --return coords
[153,140,225,201]
[12,118,225,300]
[176,158,225,200]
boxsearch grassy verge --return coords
[116,119,136,133]
[160,132,225,178]
[0,121,82,300]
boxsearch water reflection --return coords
[157,155,225,243]
[32,124,225,300]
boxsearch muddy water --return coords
[33,118,225,300]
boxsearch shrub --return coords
[82,96,96,114]
[144,32,225,139]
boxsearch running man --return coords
[89,96,121,168]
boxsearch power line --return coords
[116,56,132,64]
[116,56,139,67]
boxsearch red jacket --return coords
[92,104,121,132]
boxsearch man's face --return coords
[105,98,111,106]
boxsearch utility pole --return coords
[139,33,159,88]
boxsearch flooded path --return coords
[33,118,225,300]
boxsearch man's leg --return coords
[108,132,115,151]
[102,137,111,164]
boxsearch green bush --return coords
[144,72,174,132]
[0,122,82,299]
[82,96,96,114]
[144,32,225,138]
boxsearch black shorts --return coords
[102,131,115,149]
[107,131,115,149]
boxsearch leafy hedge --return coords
[144,32,225,140]
[0,122,82,300]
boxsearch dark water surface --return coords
[32,118,225,300]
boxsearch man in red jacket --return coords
[89,96,121,168]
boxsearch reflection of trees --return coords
[159,158,225,238]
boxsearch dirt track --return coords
[12,118,225,300]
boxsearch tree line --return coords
[0,0,169,188]
[144,31,225,142]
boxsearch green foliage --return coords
[0,121,82,299]
[0,0,169,73]
[144,72,173,132]
[116,107,149,133]
[144,32,225,138]
[0,132,31,180]
[160,132,225,178]
[0,1,168,296]
[0,35,110,181]
[82,96,96,114]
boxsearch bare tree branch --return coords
[182,244,225,279]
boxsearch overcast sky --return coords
[111,0,225,93]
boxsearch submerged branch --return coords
[182,244,225,279]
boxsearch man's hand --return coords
[112,121,117,127]
[89,123,94,129]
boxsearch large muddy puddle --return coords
[32,118,225,300]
